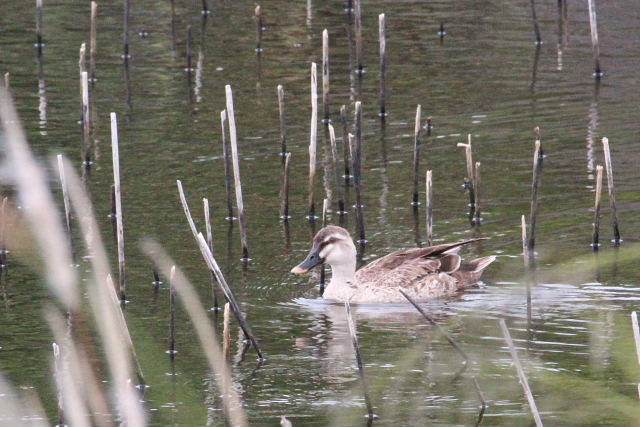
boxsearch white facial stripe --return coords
[323,233,345,243]
[319,244,333,259]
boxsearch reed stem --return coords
[168,266,177,356]
[277,85,286,157]
[225,86,249,259]
[591,165,603,249]
[57,155,75,265]
[35,0,44,54]
[527,135,543,251]
[378,13,387,117]
[521,214,529,264]
[328,124,345,214]
[81,71,90,166]
[110,112,126,301]
[203,198,219,311]
[499,319,544,427]
[354,0,364,74]
[222,302,231,359]
[220,110,235,220]
[201,0,210,15]
[340,105,351,180]
[353,102,365,243]
[631,311,640,398]
[587,0,603,77]
[322,29,330,123]
[601,137,621,244]
[530,0,542,45]
[411,105,422,206]
[0,197,7,267]
[280,153,291,219]
[308,63,318,220]
[122,0,130,59]
[474,161,481,224]
[90,2,97,82]
[255,5,263,52]
[319,199,329,296]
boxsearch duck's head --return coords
[291,225,356,274]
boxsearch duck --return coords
[290,225,496,304]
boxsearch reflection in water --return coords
[36,54,47,136]
[194,15,208,107]
[586,80,600,177]
[124,59,133,114]
[556,0,568,71]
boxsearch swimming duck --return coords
[291,226,496,303]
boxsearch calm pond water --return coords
[2,0,640,425]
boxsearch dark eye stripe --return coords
[317,237,339,251]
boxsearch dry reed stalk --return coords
[425,170,433,245]
[499,319,544,427]
[176,180,199,240]
[378,13,386,117]
[328,124,345,214]
[142,241,247,427]
[340,105,351,180]
[56,154,75,263]
[322,29,330,122]
[255,5,263,52]
[344,300,374,418]
[353,102,365,243]
[36,0,44,54]
[412,105,422,206]
[220,110,235,220]
[474,161,481,224]
[354,0,364,74]
[308,63,318,219]
[203,198,219,311]
[0,89,77,309]
[90,2,97,82]
[277,85,286,157]
[225,85,249,258]
[110,112,126,301]
[79,43,86,75]
[527,137,543,251]
[601,137,621,244]
[281,152,292,219]
[587,0,603,77]
[592,165,603,248]
[521,215,529,264]
[168,265,177,356]
[631,311,640,397]
[456,135,475,210]
[530,0,542,45]
[122,0,130,59]
[223,302,231,359]
[81,71,90,165]
[195,233,263,359]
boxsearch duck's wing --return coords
[355,239,484,287]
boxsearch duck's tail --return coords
[452,255,496,288]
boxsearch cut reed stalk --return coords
[527,136,543,251]
[220,110,235,220]
[36,0,44,54]
[344,300,374,418]
[631,311,640,396]
[56,155,75,264]
[425,170,433,245]
[168,265,177,356]
[142,242,248,427]
[354,0,364,74]
[328,124,345,214]
[52,342,65,427]
[255,5,263,52]
[222,302,231,359]
[122,0,130,59]
[225,85,250,259]
[530,0,542,45]
[322,29,330,123]
[81,71,90,166]
[196,233,263,360]
[308,63,318,220]
[79,43,86,75]
[378,13,386,117]
[319,198,329,296]
[203,198,219,311]
[400,289,470,364]
[90,2,97,82]
[110,112,126,301]
[340,105,351,180]
[411,105,422,206]
[277,85,286,157]
[499,319,544,427]
[591,165,603,249]
[457,137,475,210]
[521,215,529,264]
[353,102,365,243]
[474,161,481,224]
[587,0,603,77]
[601,137,621,244]
[280,153,292,219]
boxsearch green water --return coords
[2,0,640,425]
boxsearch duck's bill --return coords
[290,247,323,274]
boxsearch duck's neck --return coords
[325,261,357,300]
